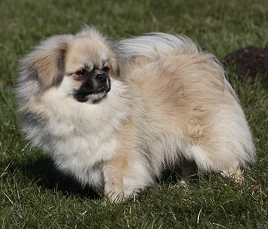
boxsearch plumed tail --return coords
[117,33,199,61]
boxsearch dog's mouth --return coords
[79,88,110,103]
[74,73,111,103]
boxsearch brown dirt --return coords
[224,46,268,83]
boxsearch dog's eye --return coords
[76,69,87,76]
[74,69,88,81]
[102,66,110,72]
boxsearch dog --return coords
[16,26,255,201]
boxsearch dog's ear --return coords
[110,45,129,79]
[21,35,71,89]
[109,49,121,79]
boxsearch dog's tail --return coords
[117,33,240,103]
[117,33,199,61]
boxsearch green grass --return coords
[0,0,267,228]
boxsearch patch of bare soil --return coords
[224,46,268,83]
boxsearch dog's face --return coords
[63,35,115,103]
[21,26,119,103]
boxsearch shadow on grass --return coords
[7,156,200,200]
[159,159,199,185]
[11,156,100,200]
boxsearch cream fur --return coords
[16,26,255,201]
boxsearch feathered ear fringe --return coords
[20,35,72,89]
[19,25,121,91]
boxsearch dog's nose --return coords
[95,72,109,88]
[94,72,110,92]
[96,73,107,83]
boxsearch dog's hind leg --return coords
[188,144,245,183]
[219,165,244,183]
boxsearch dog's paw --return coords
[220,167,244,184]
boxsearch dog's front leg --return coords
[103,150,155,202]
[103,119,154,202]
[103,152,131,202]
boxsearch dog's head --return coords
[20,26,119,103]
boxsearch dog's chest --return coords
[46,119,118,186]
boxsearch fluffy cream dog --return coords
[16,26,255,201]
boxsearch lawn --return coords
[0,0,267,228]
